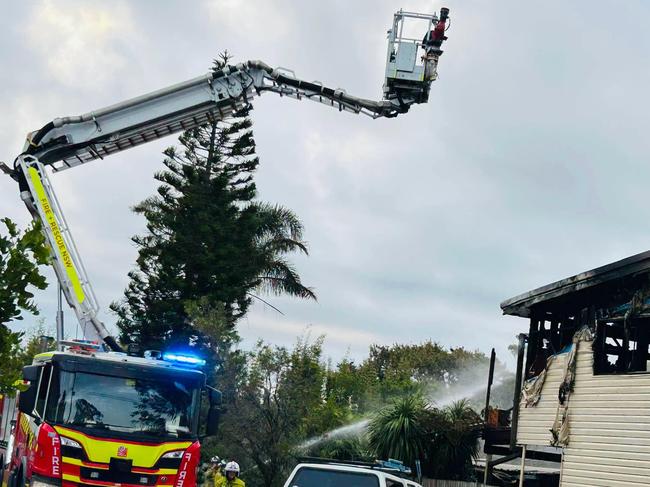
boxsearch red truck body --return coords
[0,349,215,487]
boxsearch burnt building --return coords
[484,250,650,486]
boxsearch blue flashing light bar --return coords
[162,352,206,367]
[377,459,411,474]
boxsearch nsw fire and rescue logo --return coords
[117,446,128,457]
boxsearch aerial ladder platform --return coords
[2,7,450,352]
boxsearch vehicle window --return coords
[290,467,380,487]
[386,480,405,487]
[45,371,199,438]
[35,365,51,417]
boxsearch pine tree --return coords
[111,54,315,350]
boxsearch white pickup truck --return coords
[283,461,423,487]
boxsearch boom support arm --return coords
[22,51,443,172]
[8,7,449,351]
[16,155,121,350]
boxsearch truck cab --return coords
[1,345,221,487]
[283,461,423,487]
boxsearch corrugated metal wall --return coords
[515,340,650,486]
[517,352,567,446]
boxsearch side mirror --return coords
[18,365,41,416]
[18,387,37,416]
[206,408,221,436]
[208,388,222,407]
[22,365,40,382]
[205,386,222,437]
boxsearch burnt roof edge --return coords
[501,250,650,318]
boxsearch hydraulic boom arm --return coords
[4,8,449,351]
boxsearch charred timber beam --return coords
[510,333,527,451]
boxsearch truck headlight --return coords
[162,450,184,459]
[60,436,81,449]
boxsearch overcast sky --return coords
[2,0,650,368]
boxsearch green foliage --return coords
[112,55,314,352]
[205,338,497,486]
[368,395,428,466]
[309,436,373,462]
[18,320,56,365]
[324,358,375,412]
[213,337,329,487]
[0,218,48,323]
[424,399,481,480]
[323,342,500,414]
[185,297,244,389]
[0,331,28,395]
[0,218,48,395]
[0,322,56,397]
[324,342,497,481]
[368,395,481,481]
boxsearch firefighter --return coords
[422,7,449,53]
[210,456,225,487]
[216,461,245,487]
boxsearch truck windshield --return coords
[44,371,199,439]
[290,468,380,487]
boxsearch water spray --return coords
[296,368,511,452]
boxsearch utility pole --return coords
[483,348,496,485]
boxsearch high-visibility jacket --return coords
[213,470,224,487]
[215,476,245,487]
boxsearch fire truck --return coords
[0,6,449,487]
[1,344,219,487]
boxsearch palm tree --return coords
[425,399,481,480]
[367,395,429,467]
[250,203,316,301]
[367,395,481,481]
